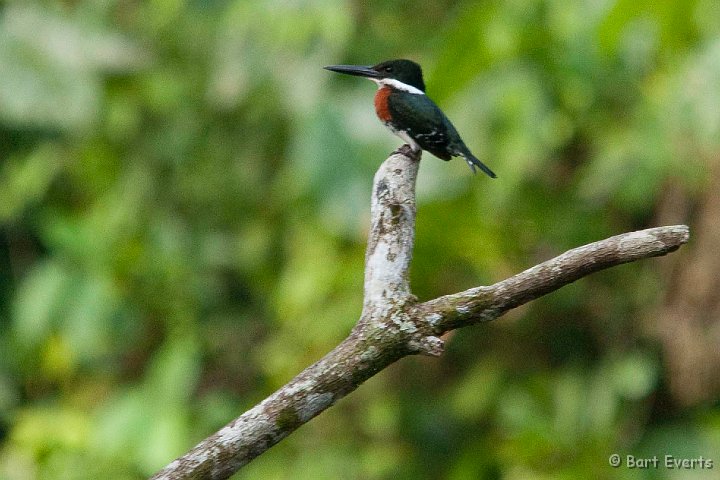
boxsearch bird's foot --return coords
[393,144,421,160]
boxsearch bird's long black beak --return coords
[324,64,380,79]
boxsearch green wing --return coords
[386,91,462,160]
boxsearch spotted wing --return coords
[386,91,461,160]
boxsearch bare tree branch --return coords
[151,147,689,480]
[363,144,418,310]
[418,225,691,334]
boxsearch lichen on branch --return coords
[151,147,689,480]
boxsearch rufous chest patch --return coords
[374,87,392,123]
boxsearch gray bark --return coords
[151,146,689,480]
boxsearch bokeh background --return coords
[1,1,719,479]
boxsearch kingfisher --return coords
[324,59,496,178]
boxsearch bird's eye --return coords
[384,66,393,73]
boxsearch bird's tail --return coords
[461,150,497,178]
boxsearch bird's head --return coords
[324,59,426,93]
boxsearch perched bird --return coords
[324,59,496,178]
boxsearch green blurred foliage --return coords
[0,0,718,479]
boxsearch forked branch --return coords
[151,147,689,480]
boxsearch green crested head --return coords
[324,59,426,93]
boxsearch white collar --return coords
[370,77,425,95]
